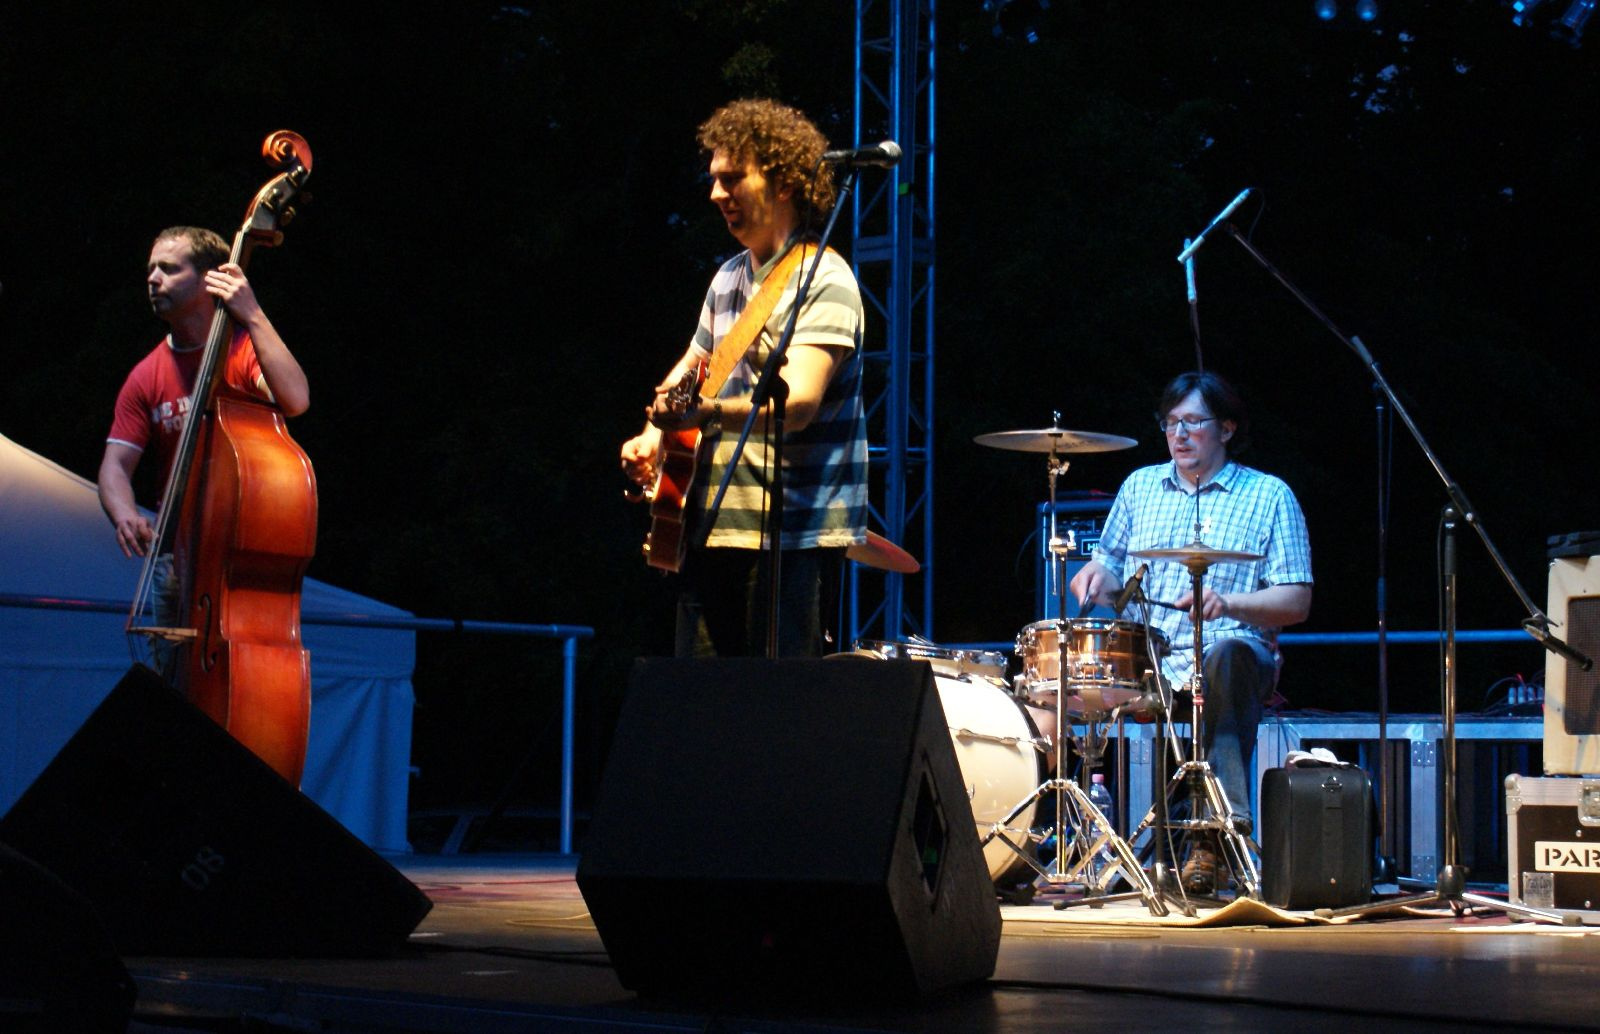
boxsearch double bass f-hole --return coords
[196,592,218,672]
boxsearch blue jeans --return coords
[152,553,180,681]
[1198,637,1278,823]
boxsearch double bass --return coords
[127,131,317,786]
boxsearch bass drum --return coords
[931,672,1046,883]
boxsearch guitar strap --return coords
[699,241,825,401]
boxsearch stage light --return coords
[987,0,1051,44]
[1553,0,1596,44]
[1313,0,1380,25]
[1511,0,1548,25]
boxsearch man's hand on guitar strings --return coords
[648,391,714,432]
[620,426,663,487]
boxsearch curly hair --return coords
[154,226,230,272]
[697,98,837,221]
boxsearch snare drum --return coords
[852,639,1008,680]
[1016,618,1168,714]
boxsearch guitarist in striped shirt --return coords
[621,99,868,658]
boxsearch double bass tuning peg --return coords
[281,194,313,228]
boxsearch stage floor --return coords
[124,854,1600,1033]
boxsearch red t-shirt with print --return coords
[106,328,267,485]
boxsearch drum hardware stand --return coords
[1111,597,1197,915]
[1215,222,1591,925]
[1124,550,1262,902]
[981,427,1167,916]
[1051,683,1190,914]
[1122,471,1266,903]
[982,719,1165,914]
[1181,547,1262,900]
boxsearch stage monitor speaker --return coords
[576,657,1001,999]
[0,664,433,957]
[0,838,136,1032]
[1544,555,1600,774]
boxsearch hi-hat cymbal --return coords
[847,531,921,574]
[972,426,1137,453]
[1131,542,1264,569]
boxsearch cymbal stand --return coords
[1111,592,1196,915]
[1127,551,1262,901]
[981,431,1167,915]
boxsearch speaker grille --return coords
[1564,596,1600,735]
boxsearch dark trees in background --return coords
[1,1,1593,808]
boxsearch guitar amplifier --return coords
[1035,494,1112,620]
[1506,774,1600,916]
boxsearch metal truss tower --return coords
[848,0,936,642]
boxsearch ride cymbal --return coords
[972,427,1137,454]
[1130,542,1264,570]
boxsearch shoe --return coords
[1182,837,1219,895]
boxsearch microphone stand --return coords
[1219,222,1587,925]
[1373,385,1396,882]
[1184,242,1203,372]
[697,168,860,659]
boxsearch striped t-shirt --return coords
[688,242,868,550]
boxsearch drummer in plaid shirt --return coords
[1070,370,1312,893]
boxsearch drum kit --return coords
[850,417,1266,913]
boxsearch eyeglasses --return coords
[1159,416,1217,435]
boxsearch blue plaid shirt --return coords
[1091,460,1313,688]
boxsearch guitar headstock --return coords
[241,131,313,248]
[665,364,702,416]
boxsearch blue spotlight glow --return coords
[1356,0,1379,20]
[1554,0,1596,44]
[1315,0,1339,20]
[1511,0,1546,26]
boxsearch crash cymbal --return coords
[972,426,1138,454]
[847,531,921,574]
[1130,542,1264,570]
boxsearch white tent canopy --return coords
[0,432,415,853]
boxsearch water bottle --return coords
[1088,773,1116,866]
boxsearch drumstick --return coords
[1147,597,1186,612]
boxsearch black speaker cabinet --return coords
[1261,766,1373,910]
[577,657,1001,999]
[0,839,136,1032]
[0,665,432,957]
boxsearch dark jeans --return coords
[1198,636,1279,821]
[675,547,843,658]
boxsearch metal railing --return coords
[0,593,594,855]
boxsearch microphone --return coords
[1175,188,1252,263]
[1110,563,1148,615]
[1184,244,1197,305]
[821,140,903,168]
[1524,618,1595,672]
